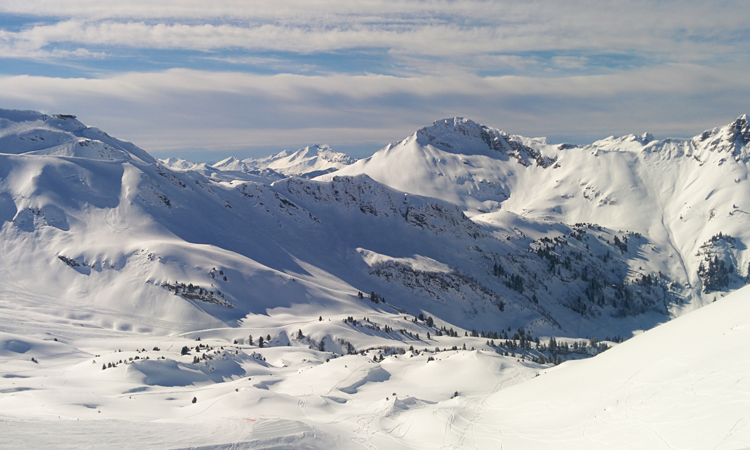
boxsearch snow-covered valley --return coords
[2,109,750,448]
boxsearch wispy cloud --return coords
[1,2,748,64]
[1,1,749,160]
[1,65,746,159]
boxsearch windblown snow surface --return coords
[1,109,750,449]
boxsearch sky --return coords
[0,0,749,162]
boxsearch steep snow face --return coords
[274,175,483,239]
[214,144,354,178]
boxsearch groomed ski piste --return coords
[1,109,749,448]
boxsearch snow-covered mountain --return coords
[3,108,749,336]
[2,108,750,448]
[0,110,154,163]
[213,144,355,178]
[328,115,750,309]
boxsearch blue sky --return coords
[1,1,749,162]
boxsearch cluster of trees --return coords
[612,235,628,253]
[697,233,741,292]
[505,274,524,293]
[208,267,227,281]
[160,281,232,307]
[708,232,735,245]
[492,262,524,293]
[699,256,735,292]
[415,313,434,327]
[434,326,459,337]
[243,334,272,348]
[370,291,385,303]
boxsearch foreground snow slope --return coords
[2,276,747,449]
[470,283,750,449]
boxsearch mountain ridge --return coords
[2,109,750,337]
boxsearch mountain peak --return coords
[208,144,354,178]
[692,114,750,158]
[641,132,655,144]
[0,109,87,133]
[415,117,510,157]
[0,108,155,164]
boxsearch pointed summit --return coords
[416,117,509,156]
[414,117,552,168]
[692,114,750,159]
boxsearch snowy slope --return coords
[467,282,750,449]
[2,270,748,449]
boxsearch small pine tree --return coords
[258,336,264,348]
[192,397,197,404]
[181,346,189,355]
